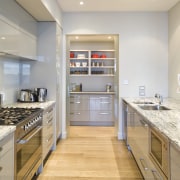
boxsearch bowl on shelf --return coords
[77,54,85,59]
[100,54,107,58]
[82,62,87,67]
[91,54,99,58]
[75,62,81,67]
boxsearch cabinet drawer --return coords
[70,99,89,110]
[43,116,53,127]
[90,111,113,121]
[70,111,89,121]
[0,148,14,180]
[90,96,113,110]
[43,125,53,135]
[0,134,13,157]
[43,108,54,121]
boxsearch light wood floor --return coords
[38,126,143,180]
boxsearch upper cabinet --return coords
[0,15,37,61]
[69,49,116,76]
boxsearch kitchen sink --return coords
[133,101,154,104]
[138,105,171,110]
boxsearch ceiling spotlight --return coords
[1,37,6,40]
[80,1,84,5]
[108,36,112,39]
[75,36,79,39]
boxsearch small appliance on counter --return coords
[18,89,37,102]
[37,88,47,102]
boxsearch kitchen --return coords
[0,0,180,179]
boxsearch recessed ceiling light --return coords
[75,36,79,39]
[1,37,6,40]
[108,36,112,39]
[80,1,84,5]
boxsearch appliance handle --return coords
[18,126,42,144]
[140,158,148,171]
[151,169,162,179]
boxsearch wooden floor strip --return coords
[38,126,143,180]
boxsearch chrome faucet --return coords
[155,93,163,105]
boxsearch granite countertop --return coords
[123,97,180,149]
[0,126,16,141]
[70,91,115,95]
[6,100,56,109]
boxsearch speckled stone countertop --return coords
[6,101,56,109]
[123,97,180,149]
[0,126,16,141]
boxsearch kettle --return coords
[37,88,47,102]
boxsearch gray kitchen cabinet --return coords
[42,104,55,161]
[170,142,180,180]
[69,94,114,126]
[69,95,89,125]
[0,15,37,60]
[126,104,165,179]
[0,133,14,180]
[89,95,114,126]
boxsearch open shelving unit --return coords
[69,50,116,76]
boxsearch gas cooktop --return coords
[0,107,42,125]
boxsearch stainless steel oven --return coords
[149,127,169,179]
[16,125,42,180]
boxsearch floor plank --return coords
[38,126,143,180]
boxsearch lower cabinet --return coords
[170,142,180,180]
[42,104,55,161]
[69,94,114,126]
[127,104,165,179]
[0,133,14,180]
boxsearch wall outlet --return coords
[139,86,145,96]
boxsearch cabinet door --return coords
[170,143,180,180]
[127,105,135,148]
[0,17,19,55]
[70,111,89,121]
[90,111,113,122]
[90,95,112,110]
[18,30,37,59]
[70,97,89,111]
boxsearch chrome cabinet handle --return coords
[18,126,42,144]
[100,102,110,104]
[139,119,148,127]
[70,112,81,115]
[151,169,162,179]
[46,134,53,142]
[140,158,148,171]
[47,118,53,124]
[99,112,110,115]
[70,102,80,104]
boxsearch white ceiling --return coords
[15,0,180,21]
[58,0,180,12]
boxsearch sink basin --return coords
[138,105,171,110]
[133,101,154,104]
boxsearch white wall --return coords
[168,2,180,98]
[63,12,168,139]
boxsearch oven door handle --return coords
[17,126,42,144]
